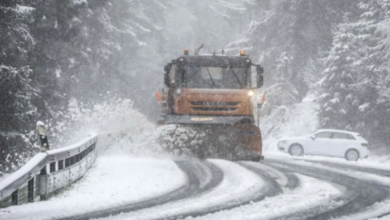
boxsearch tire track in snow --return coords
[60,160,223,220]
[240,161,300,191]
[192,169,343,220]
[265,159,390,220]
[54,157,390,220]
[106,160,270,220]
[290,158,390,219]
[294,158,390,178]
[168,161,283,219]
[264,161,357,220]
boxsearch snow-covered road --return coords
[3,153,390,220]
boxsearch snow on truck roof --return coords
[316,129,360,136]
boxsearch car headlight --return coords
[248,90,254,97]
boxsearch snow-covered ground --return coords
[263,155,390,220]
[0,98,188,219]
[192,174,344,220]
[107,159,267,220]
[0,145,186,220]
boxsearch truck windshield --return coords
[183,65,248,89]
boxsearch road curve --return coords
[167,158,390,220]
[42,157,390,220]
[60,160,223,220]
[168,160,283,219]
[264,158,390,220]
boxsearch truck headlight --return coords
[248,90,254,97]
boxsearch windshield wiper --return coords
[229,66,242,88]
[205,67,216,88]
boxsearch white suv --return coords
[277,129,369,161]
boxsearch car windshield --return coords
[183,65,247,89]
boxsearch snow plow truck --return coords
[156,45,264,161]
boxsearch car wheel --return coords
[289,144,303,156]
[345,149,359,161]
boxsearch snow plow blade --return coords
[158,116,263,161]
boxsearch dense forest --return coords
[1,0,390,173]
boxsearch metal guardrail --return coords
[0,134,98,208]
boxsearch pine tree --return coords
[245,0,357,102]
[0,1,41,172]
[319,0,390,146]
[0,0,35,66]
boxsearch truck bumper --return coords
[160,115,255,125]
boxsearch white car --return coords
[277,129,369,161]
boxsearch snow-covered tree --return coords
[242,0,358,106]
[0,66,41,172]
[0,1,42,172]
[319,0,390,146]
[0,1,35,66]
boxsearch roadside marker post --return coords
[36,121,49,200]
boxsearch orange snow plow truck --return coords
[156,46,264,161]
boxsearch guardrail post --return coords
[39,168,48,201]
[11,190,18,205]
[28,178,34,202]
[37,121,49,200]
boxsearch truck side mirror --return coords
[256,66,264,88]
[164,72,170,86]
[164,64,171,73]
[164,63,172,87]
[256,65,264,74]
[257,74,264,88]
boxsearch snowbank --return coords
[261,93,319,151]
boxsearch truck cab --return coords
[161,52,264,124]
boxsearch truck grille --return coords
[192,107,238,112]
[190,101,239,106]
